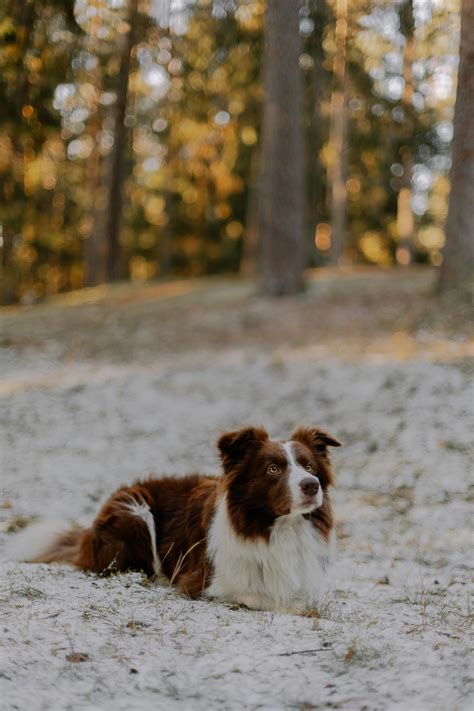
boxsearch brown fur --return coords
[220,426,339,543]
[33,476,218,598]
[31,425,340,600]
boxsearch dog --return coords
[18,425,341,613]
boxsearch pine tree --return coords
[258,0,306,295]
[105,0,140,281]
[439,0,474,292]
[327,0,348,265]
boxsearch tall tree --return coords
[0,0,77,302]
[258,0,306,296]
[396,0,415,265]
[327,0,349,265]
[307,0,330,252]
[240,148,260,277]
[0,0,34,302]
[439,0,474,292]
[105,0,139,281]
[84,9,107,287]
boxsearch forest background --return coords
[1,0,472,304]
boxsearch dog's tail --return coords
[6,520,87,566]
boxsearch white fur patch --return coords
[122,497,161,576]
[206,495,331,613]
[4,519,70,562]
[282,441,323,513]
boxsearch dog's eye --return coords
[267,464,279,475]
[305,464,314,473]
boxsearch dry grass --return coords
[1,267,472,367]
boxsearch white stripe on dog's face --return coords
[282,441,323,514]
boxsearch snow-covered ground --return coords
[1,276,473,710]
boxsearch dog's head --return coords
[217,425,341,539]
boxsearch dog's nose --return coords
[300,478,319,496]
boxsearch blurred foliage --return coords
[0,0,460,303]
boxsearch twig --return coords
[277,647,331,656]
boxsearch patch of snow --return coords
[1,348,473,710]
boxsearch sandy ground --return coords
[1,269,473,710]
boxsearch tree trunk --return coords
[13,0,34,116]
[158,191,173,278]
[84,14,107,288]
[1,0,35,303]
[84,141,108,286]
[1,224,16,304]
[105,0,138,282]
[396,0,415,265]
[240,148,260,277]
[439,0,474,292]
[258,0,306,296]
[307,0,329,265]
[327,0,348,265]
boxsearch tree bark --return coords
[439,0,474,292]
[327,0,348,265]
[158,191,173,278]
[84,11,107,288]
[84,140,108,286]
[396,0,415,265]
[302,0,330,267]
[240,148,260,277]
[308,0,329,240]
[1,0,35,302]
[258,0,306,296]
[105,0,138,282]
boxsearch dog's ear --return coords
[217,426,269,471]
[291,426,342,455]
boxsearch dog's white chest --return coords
[205,497,331,612]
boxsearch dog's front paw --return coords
[224,592,274,611]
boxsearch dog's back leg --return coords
[76,486,160,577]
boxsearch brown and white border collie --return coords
[16,426,341,614]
